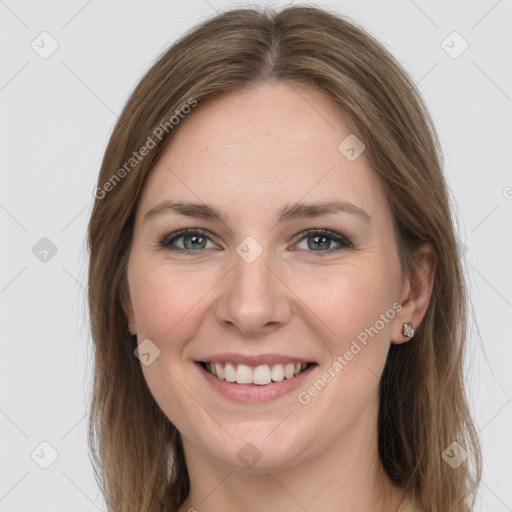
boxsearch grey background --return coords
[1,0,511,510]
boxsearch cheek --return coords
[291,265,398,423]
[293,260,398,352]
[129,261,215,345]
[129,263,214,434]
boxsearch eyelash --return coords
[158,228,353,255]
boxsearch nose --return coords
[215,243,292,336]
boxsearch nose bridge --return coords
[216,235,290,333]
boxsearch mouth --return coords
[197,361,315,386]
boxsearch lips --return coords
[196,359,318,402]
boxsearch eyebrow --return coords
[143,199,371,226]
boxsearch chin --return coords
[199,423,313,473]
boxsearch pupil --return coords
[185,235,205,250]
[309,235,330,251]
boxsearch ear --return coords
[120,276,137,336]
[392,242,436,345]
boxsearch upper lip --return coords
[197,353,316,366]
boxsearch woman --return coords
[87,5,482,511]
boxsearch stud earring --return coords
[402,323,414,338]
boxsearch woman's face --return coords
[124,82,414,472]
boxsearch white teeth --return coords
[284,363,295,379]
[204,361,309,385]
[271,364,284,382]
[253,365,272,385]
[214,362,224,379]
[224,362,236,382]
[235,364,253,384]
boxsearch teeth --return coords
[271,363,284,382]
[205,361,309,385]
[284,363,295,379]
[235,364,253,384]
[253,365,272,385]
[224,362,236,382]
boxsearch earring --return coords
[402,323,414,338]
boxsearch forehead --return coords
[137,82,389,224]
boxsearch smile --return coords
[196,359,318,403]
[200,361,310,385]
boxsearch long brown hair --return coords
[87,5,482,511]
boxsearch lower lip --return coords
[196,362,317,403]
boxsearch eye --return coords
[160,229,217,252]
[159,228,353,255]
[293,229,353,254]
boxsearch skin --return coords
[123,81,436,512]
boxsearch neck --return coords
[176,395,405,512]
